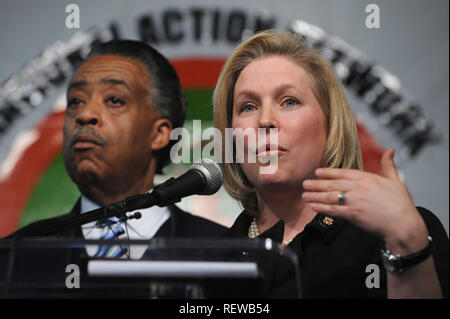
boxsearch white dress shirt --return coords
[80,195,170,259]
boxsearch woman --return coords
[213,30,448,298]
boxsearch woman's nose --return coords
[258,106,278,131]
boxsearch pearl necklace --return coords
[248,218,260,239]
[248,218,293,247]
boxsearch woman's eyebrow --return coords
[235,84,304,101]
[235,90,259,101]
[272,84,304,97]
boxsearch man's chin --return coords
[76,171,101,185]
[69,164,103,188]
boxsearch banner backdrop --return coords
[0,0,448,237]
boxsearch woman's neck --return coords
[256,187,317,244]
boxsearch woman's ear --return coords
[151,118,173,151]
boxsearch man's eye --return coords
[106,96,124,105]
[67,98,82,107]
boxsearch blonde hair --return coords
[213,30,362,215]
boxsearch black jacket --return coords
[225,207,449,299]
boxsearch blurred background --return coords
[0,0,448,237]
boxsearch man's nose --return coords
[75,100,101,126]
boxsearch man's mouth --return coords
[71,134,103,149]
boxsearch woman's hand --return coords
[302,148,429,254]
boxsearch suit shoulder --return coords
[169,205,228,236]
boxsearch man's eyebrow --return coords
[67,78,132,94]
[100,78,131,91]
[67,80,88,93]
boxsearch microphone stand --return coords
[11,177,179,238]
[2,177,186,298]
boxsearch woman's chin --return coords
[253,171,296,191]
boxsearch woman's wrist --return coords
[384,217,429,256]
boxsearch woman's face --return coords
[231,55,327,192]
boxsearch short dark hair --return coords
[86,40,187,173]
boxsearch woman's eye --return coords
[283,99,299,107]
[241,104,256,113]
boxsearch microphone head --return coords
[190,158,224,195]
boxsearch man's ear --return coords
[151,118,173,151]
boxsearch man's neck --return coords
[79,178,155,207]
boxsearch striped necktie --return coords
[94,217,128,258]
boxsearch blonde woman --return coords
[214,30,448,298]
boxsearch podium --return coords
[0,238,301,298]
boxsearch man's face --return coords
[62,55,160,198]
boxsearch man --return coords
[0,41,226,296]
[60,40,226,259]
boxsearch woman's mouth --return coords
[257,144,287,156]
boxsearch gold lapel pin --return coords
[320,216,335,227]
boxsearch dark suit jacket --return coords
[224,206,449,299]
[0,199,227,297]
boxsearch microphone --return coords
[11,159,223,237]
[121,158,224,211]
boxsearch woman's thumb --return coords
[380,148,400,180]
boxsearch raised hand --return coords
[302,148,429,254]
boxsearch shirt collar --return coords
[228,210,347,245]
[304,213,347,244]
[80,194,170,238]
[226,211,254,238]
[80,195,99,214]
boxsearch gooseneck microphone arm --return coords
[11,200,139,238]
[11,176,185,237]
[10,158,223,238]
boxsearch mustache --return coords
[66,127,107,147]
